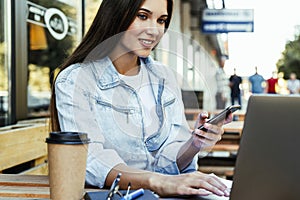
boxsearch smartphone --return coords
[197,104,241,132]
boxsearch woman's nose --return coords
[145,22,162,36]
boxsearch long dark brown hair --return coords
[50,0,174,131]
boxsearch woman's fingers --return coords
[194,112,209,129]
[158,172,230,197]
[183,172,229,196]
[194,124,224,139]
[224,113,233,124]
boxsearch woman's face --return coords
[119,0,168,58]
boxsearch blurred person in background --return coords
[248,66,265,94]
[229,68,242,108]
[287,72,300,94]
[215,57,229,109]
[266,71,278,94]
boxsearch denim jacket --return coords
[55,56,197,188]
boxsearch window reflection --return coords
[27,0,82,117]
[0,0,10,126]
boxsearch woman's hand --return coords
[151,171,230,197]
[192,112,233,151]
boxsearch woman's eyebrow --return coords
[139,8,152,14]
[139,8,168,17]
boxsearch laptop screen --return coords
[230,95,300,200]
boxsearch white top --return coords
[119,64,160,137]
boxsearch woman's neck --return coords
[110,52,140,76]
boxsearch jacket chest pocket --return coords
[95,99,142,138]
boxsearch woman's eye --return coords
[157,18,167,25]
[137,14,147,20]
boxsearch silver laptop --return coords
[230,95,300,200]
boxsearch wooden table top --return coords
[223,121,244,135]
[0,174,229,200]
[0,174,98,199]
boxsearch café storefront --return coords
[0,0,88,127]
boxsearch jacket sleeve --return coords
[55,64,125,188]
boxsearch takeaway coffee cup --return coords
[46,132,90,200]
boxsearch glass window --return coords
[0,0,11,126]
[26,0,83,117]
[85,0,102,34]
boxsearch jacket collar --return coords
[89,56,164,90]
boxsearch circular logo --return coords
[44,8,68,40]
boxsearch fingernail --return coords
[224,188,231,196]
[201,112,208,117]
[217,190,225,196]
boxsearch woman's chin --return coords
[135,49,152,58]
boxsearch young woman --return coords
[50,0,231,197]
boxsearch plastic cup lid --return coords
[46,132,90,145]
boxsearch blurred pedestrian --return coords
[215,57,229,109]
[248,66,265,94]
[287,72,300,94]
[229,68,242,108]
[266,71,278,94]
